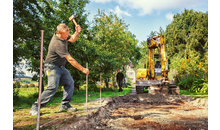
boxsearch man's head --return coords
[56,23,69,40]
[117,69,120,73]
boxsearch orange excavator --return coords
[136,35,179,94]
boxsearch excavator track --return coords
[136,80,179,95]
[148,83,180,95]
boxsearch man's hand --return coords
[75,25,81,33]
[65,55,89,75]
[68,25,81,43]
[82,68,89,75]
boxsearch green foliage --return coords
[88,84,98,92]
[13,82,20,102]
[29,83,35,88]
[200,82,208,93]
[170,51,208,93]
[23,84,29,88]
[179,89,208,99]
[190,79,208,93]
[86,9,140,85]
[13,88,19,100]
[160,9,208,93]
[13,0,54,76]
[13,81,21,88]
[13,0,140,90]
[165,9,208,59]
[178,76,194,90]
[137,9,209,94]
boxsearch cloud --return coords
[165,12,174,21]
[110,5,132,18]
[90,0,112,4]
[92,0,207,16]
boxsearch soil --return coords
[41,87,208,130]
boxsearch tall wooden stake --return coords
[100,73,102,106]
[36,30,44,130]
[86,62,88,113]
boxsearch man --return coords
[30,23,89,116]
[116,69,124,92]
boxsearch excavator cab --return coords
[154,60,162,78]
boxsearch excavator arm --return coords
[147,35,169,80]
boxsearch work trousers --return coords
[33,63,74,108]
[117,80,123,92]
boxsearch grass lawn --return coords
[13,85,133,129]
[179,89,208,99]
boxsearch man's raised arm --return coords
[68,25,81,43]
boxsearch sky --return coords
[84,0,208,44]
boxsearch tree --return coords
[165,9,208,92]
[89,10,140,87]
[165,9,208,59]
[13,0,53,77]
[14,0,90,89]
[13,1,141,89]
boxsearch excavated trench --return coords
[56,87,208,130]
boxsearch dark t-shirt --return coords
[116,72,124,81]
[45,33,71,66]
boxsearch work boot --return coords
[60,105,77,112]
[30,104,38,116]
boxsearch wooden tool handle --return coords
[72,19,78,26]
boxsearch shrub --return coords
[23,84,29,88]
[13,83,19,100]
[178,76,194,90]
[190,78,207,93]
[200,82,208,93]
[13,81,20,88]
[29,83,35,88]
[88,84,99,91]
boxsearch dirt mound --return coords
[59,93,208,130]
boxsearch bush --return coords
[23,84,29,88]
[190,78,207,93]
[13,84,19,105]
[200,82,208,93]
[178,76,194,90]
[13,81,20,88]
[29,83,35,88]
[88,84,99,92]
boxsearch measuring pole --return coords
[36,30,44,130]
[100,73,102,106]
[86,62,88,113]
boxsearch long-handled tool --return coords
[36,30,44,130]
[69,14,78,26]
